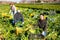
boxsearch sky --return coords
[0,0,22,2]
[0,0,33,3]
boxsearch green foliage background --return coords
[0,4,60,40]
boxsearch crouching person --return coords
[14,10,24,26]
[9,3,24,26]
[9,3,16,15]
[13,10,24,35]
[38,14,47,38]
[9,3,16,26]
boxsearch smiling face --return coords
[40,15,44,20]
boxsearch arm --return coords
[43,20,47,31]
[9,10,11,14]
[37,19,42,28]
[20,13,24,22]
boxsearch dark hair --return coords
[9,3,14,5]
[40,14,44,16]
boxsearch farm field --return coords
[15,3,60,11]
[0,4,60,40]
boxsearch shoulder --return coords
[38,19,41,22]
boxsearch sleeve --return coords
[37,19,41,27]
[20,13,24,22]
[43,20,47,31]
[9,10,11,14]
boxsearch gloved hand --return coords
[22,22,24,25]
[42,31,46,36]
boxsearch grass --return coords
[15,3,60,11]
[0,4,60,40]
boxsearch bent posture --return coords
[14,10,24,24]
[9,4,24,26]
[38,14,47,37]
